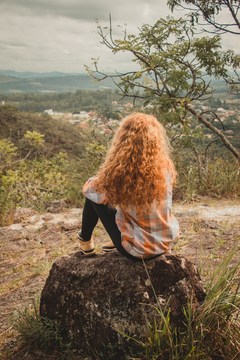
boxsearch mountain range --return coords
[0,70,235,98]
[0,70,116,94]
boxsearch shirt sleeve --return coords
[82,177,108,204]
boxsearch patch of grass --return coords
[12,265,24,273]
[5,295,116,359]
[32,259,55,277]
[137,244,240,359]
[173,235,192,254]
[175,155,240,200]
[0,272,33,294]
[7,296,79,359]
[49,244,73,259]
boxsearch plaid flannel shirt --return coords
[82,177,179,259]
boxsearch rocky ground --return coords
[0,197,240,359]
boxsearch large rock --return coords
[40,251,205,358]
[46,198,69,213]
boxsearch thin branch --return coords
[204,139,220,158]
[185,103,240,161]
[0,150,31,172]
[200,110,226,130]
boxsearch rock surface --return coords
[13,207,36,223]
[40,251,206,357]
[46,198,69,213]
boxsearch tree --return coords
[168,0,240,93]
[168,0,240,35]
[86,16,239,165]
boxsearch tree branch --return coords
[185,103,239,161]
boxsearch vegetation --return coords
[140,246,240,359]
[10,297,69,352]
[0,104,239,225]
[0,1,239,359]
[174,152,240,200]
[168,0,240,35]
[86,16,240,168]
[0,89,124,113]
[168,0,240,94]
[0,105,108,226]
[0,104,87,159]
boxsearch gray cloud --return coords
[0,0,238,73]
[0,0,165,22]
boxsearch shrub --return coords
[174,153,240,200]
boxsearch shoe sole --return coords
[80,249,96,257]
[102,247,116,252]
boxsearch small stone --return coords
[143,292,149,299]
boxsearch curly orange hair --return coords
[94,112,176,212]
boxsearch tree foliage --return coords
[86,16,240,162]
[0,130,44,174]
[168,0,240,93]
[168,0,240,34]
[0,89,124,113]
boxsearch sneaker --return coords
[77,234,96,257]
[102,240,116,252]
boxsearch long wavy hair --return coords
[94,112,176,212]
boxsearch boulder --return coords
[40,252,206,358]
[13,207,36,223]
[46,198,69,213]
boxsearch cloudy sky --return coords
[0,0,238,74]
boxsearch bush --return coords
[0,106,108,225]
[174,153,240,200]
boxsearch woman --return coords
[77,112,179,261]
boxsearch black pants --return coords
[79,198,142,262]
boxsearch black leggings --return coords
[79,198,142,262]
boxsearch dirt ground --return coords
[0,197,240,359]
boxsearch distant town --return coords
[40,99,240,139]
[43,101,135,135]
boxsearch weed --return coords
[175,155,240,200]
[173,235,191,254]
[32,259,54,277]
[136,244,240,359]
[8,296,79,359]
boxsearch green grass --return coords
[9,295,78,359]
[174,155,240,201]
[138,244,240,360]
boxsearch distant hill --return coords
[0,70,238,99]
[0,72,116,94]
[0,75,19,84]
[0,70,77,79]
[0,105,88,160]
